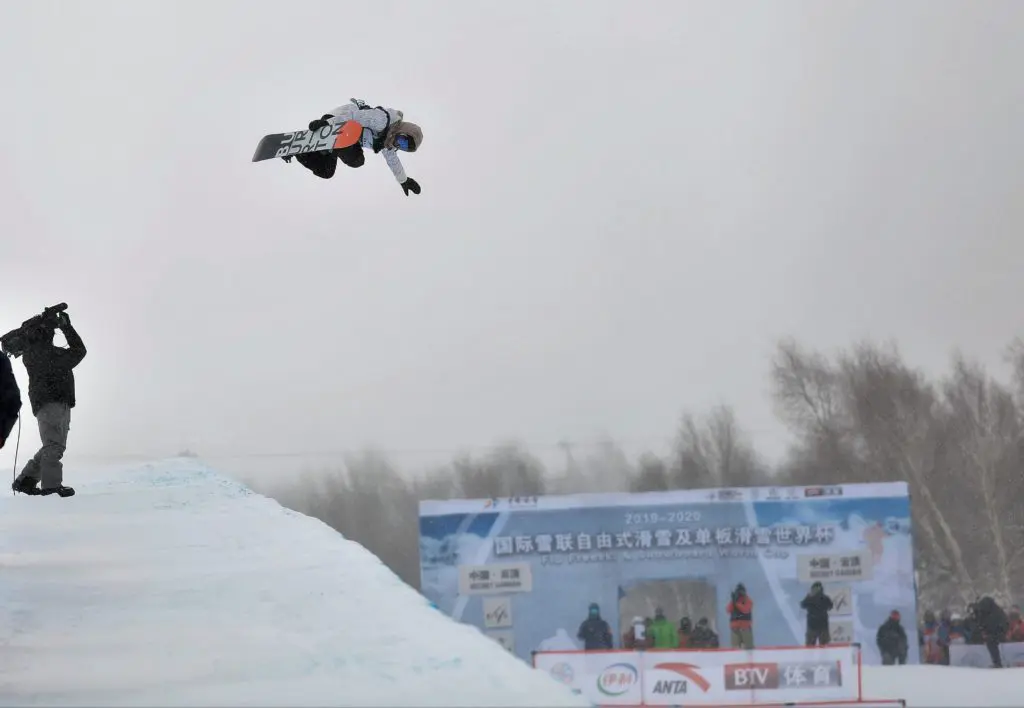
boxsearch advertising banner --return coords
[640,645,859,705]
[533,650,644,705]
[533,645,863,706]
[419,482,918,665]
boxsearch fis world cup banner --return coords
[418,483,918,665]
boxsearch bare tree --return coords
[939,354,1024,605]
[670,405,771,489]
[631,453,670,492]
[450,441,548,499]
[249,332,1024,609]
[770,337,1024,608]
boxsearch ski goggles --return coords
[395,134,413,151]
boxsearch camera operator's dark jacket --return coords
[801,590,834,632]
[22,325,87,415]
[0,354,21,446]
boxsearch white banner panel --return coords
[999,642,1024,668]
[534,650,644,706]
[949,643,995,668]
[640,645,860,705]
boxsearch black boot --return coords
[40,485,75,498]
[12,476,40,495]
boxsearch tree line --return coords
[251,336,1024,614]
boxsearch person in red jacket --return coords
[727,583,754,648]
[1008,606,1024,642]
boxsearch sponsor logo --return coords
[725,662,779,689]
[549,662,574,685]
[652,662,711,693]
[597,663,639,696]
[718,489,744,501]
[805,485,844,498]
[725,661,842,690]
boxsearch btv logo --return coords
[725,663,779,690]
[651,663,711,695]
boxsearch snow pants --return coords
[731,626,754,649]
[881,651,906,665]
[296,151,337,179]
[986,638,1002,667]
[16,402,70,488]
[806,626,831,646]
[296,145,364,179]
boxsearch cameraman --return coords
[727,582,755,649]
[11,310,86,497]
[0,352,21,449]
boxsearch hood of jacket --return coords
[384,120,423,151]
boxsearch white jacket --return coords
[325,101,407,183]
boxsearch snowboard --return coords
[252,120,363,162]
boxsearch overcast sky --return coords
[1,0,1022,481]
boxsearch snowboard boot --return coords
[12,476,41,495]
[40,485,75,498]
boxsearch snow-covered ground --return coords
[0,459,589,707]
[0,458,1020,707]
[862,664,1024,706]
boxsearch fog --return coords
[1,0,1022,487]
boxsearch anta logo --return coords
[652,662,711,692]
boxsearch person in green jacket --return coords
[650,608,680,649]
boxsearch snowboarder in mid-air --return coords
[286,98,422,196]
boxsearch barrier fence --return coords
[948,641,1024,668]
[532,644,902,707]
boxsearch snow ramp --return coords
[0,458,590,707]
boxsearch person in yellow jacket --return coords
[649,608,680,649]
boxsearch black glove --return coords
[308,115,333,131]
[401,177,421,196]
[56,312,70,329]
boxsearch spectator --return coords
[0,352,21,451]
[964,602,982,644]
[877,610,909,665]
[650,607,679,649]
[1006,606,1023,642]
[727,583,754,649]
[947,612,968,644]
[800,581,834,646]
[937,609,953,665]
[920,610,943,664]
[622,615,652,649]
[689,617,720,648]
[577,602,613,650]
[10,309,86,498]
[974,596,1008,667]
[678,617,693,648]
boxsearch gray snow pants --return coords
[17,402,71,488]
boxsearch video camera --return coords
[0,303,69,358]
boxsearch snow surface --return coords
[0,459,590,707]
[862,664,1024,706]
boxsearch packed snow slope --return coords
[0,459,589,707]
[863,664,1024,706]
